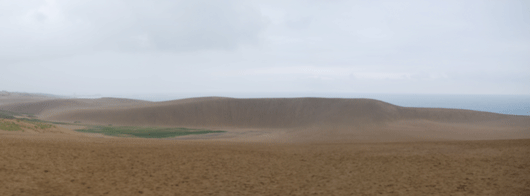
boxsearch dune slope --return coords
[35,97,530,142]
[0,98,150,118]
[45,98,400,127]
[45,98,527,126]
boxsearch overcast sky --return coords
[1,0,529,97]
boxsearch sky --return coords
[1,0,529,98]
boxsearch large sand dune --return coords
[0,97,150,118]
[2,97,526,142]
[46,97,528,126]
[0,91,59,106]
[2,97,530,195]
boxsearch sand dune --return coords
[18,97,526,142]
[0,97,150,118]
[2,97,528,142]
[46,97,526,126]
[0,91,58,106]
[2,97,530,195]
[47,98,397,127]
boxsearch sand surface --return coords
[1,97,530,195]
[0,97,150,118]
[1,133,529,195]
[2,97,529,142]
[0,92,57,106]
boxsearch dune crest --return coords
[30,97,529,142]
[0,98,150,118]
[43,98,526,125]
[2,97,529,142]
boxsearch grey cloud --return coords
[0,0,266,62]
[105,0,265,51]
[0,0,528,96]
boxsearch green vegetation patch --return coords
[0,110,37,119]
[18,118,70,125]
[75,126,225,138]
[49,121,70,125]
[33,123,54,129]
[0,110,16,119]
[18,119,56,129]
[18,118,44,123]
[0,121,22,131]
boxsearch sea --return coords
[114,93,530,116]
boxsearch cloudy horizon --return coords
[1,0,529,97]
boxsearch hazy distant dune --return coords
[45,98,400,127]
[0,91,59,106]
[45,97,526,126]
[0,97,150,117]
[32,97,529,142]
[2,97,528,142]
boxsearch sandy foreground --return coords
[1,97,529,195]
[1,130,529,196]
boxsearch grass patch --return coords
[18,118,44,122]
[33,123,54,129]
[75,126,225,138]
[0,110,38,119]
[18,118,56,129]
[18,118,71,125]
[49,121,70,125]
[0,110,16,119]
[0,121,22,131]
[0,113,14,119]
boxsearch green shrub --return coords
[0,111,15,119]
[21,119,55,129]
[0,121,22,131]
[33,123,54,129]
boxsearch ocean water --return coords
[365,94,530,116]
[117,93,530,116]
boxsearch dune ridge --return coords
[0,97,150,117]
[1,97,529,194]
[0,91,58,106]
[44,97,528,127]
[2,97,529,142]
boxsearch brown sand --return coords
[43,98,528,127]
[1,134,529,195]
[0,91,57,106]
[0,97,150,118]
[1,97,530,195]
[1,97,529,143]
[29,97,530,142]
